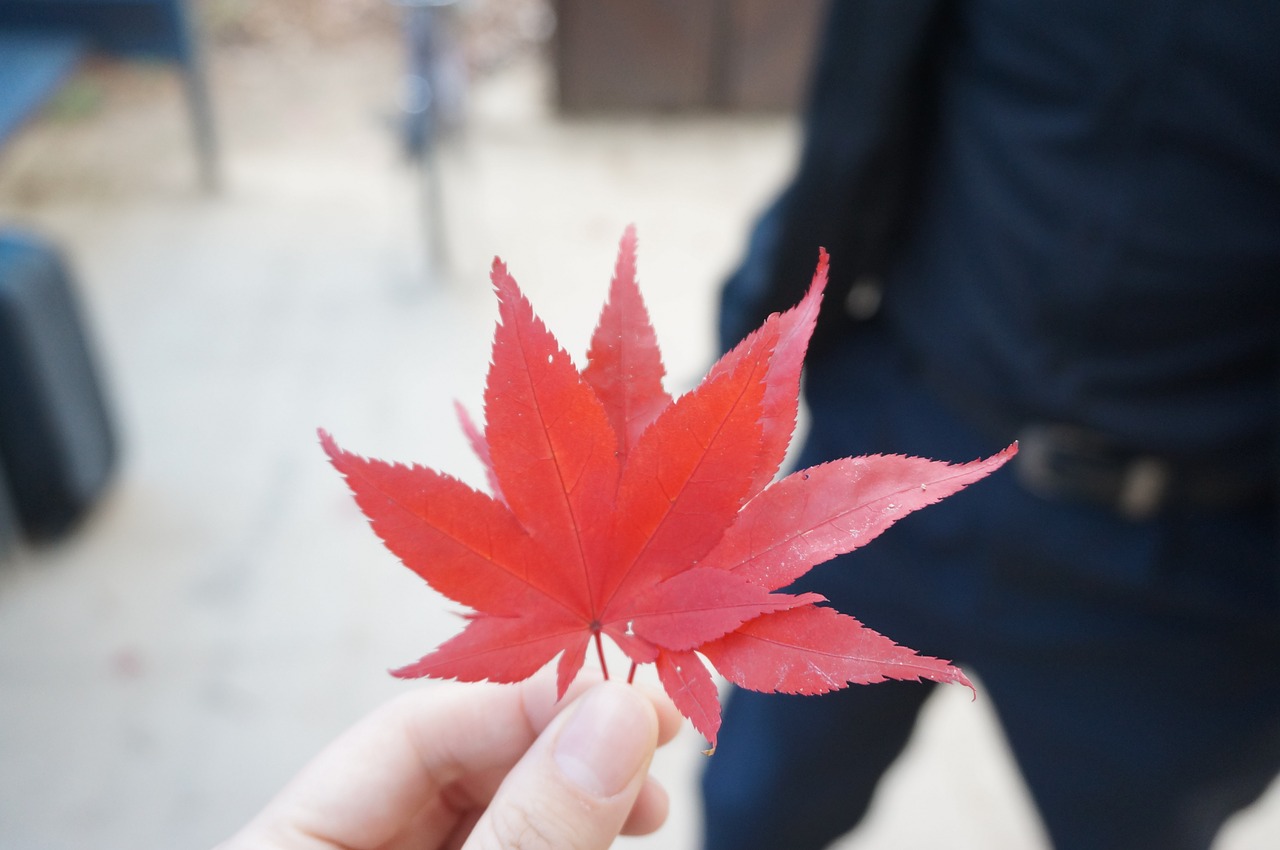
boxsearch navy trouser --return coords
[700,330,1280,850]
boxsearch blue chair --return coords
[0,0,218,190]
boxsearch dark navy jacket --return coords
[720,0,1279,466]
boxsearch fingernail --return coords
[553,683,653,797]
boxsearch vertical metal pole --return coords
[175,0,220,192]
[395,0,462,277]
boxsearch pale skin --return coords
[217,675,684,850]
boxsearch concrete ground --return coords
[1,29,1277,850]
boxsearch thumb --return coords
[462,682,659,850]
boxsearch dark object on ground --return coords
[0,230,117,541]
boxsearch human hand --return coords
[217,675,683,850]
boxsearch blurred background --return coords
[0,2,1276,848]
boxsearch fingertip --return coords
[553,682,658,798]
[633,682,684,746]
[621,777,670,836]
[516,667,606,735]
[466,682,660,850]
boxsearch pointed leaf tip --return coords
[702,444,1020,591]
[702,605,971,696]
[702,247,828,494]
[656,649,722,748]
[584,226,671,456]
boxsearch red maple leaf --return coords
[320,226,1016,748]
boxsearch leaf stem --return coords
[594,632,610,680]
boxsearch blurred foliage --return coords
[194,0,555,76]
[197,0,398,47]
[43,77,107,122]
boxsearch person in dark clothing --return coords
[700,2,1280,849]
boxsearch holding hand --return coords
[218,676,683,850]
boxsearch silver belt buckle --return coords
[1116,456,1170,521]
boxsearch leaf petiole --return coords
[594,632,610,680]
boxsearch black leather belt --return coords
[1012,423,1274,521]
[896,340,1277,521]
